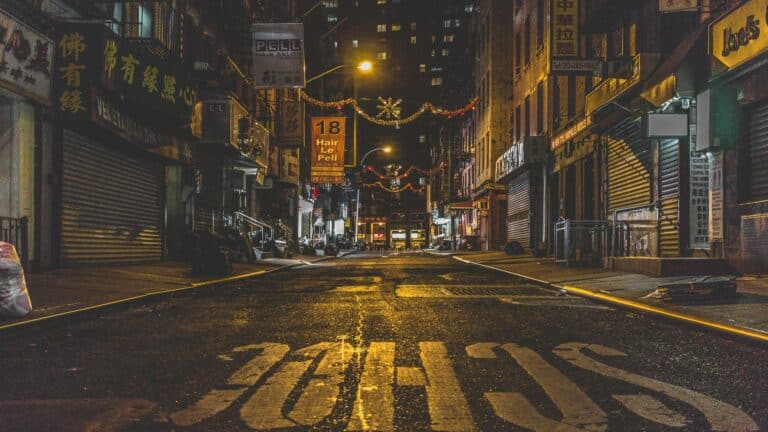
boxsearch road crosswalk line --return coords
[240,359,314,429]
[347,342,396,431]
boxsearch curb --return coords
[453,256,768,345]
[0,254,347,333]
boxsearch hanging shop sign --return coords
[252,23,305,88]
[585,53,659,116]
[659,0,698,13]
[281,88,303,147]
[646,113,689,137]
[711,0,768,73]
[311,116,346,184]
[552,0,579,57]
[0,8,53,104]
[280,148,300,186]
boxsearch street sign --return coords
[311,116,346,184]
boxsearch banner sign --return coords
[711,0,768,72]
[252,23,305,88]
[552,0,579,57]
[659,0,698,13]
[281,88,303,146]
[0,8,54,104]
[311,116,346,184]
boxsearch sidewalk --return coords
[451,252,768,342]
[1,253,342,330]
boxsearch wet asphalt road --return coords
[0,252,766,431]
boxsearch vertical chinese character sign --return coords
[552,0,579,57]
[252,23,306,88]
[0,8,54,104]
[281,88,303,147]
[311,117,346,184]
[54,24,99,116]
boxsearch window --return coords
[443,19,452,28]
[442,48,450,56]
[391,24,401,31]
[352,39,359,48]
[419,134,427,143]
[419,63,426,72]
[410,36,417,45]
[377,0,387,4]
[536,82,544,135]
[323,0,339,7]
[410,22,417,31]
[327,14,338,22]
[377,24,387,32]
[430,66,443,72]
[567,75,576,119]
[464,4,474,13]
[514,32,521,76]
[376,51,388,60]
[524,17,531,66]
[524,96,531,137]
[536,0,544,49]
[443,34,455,43]
[515,106,521,141]
[432,35,437,43]
[431,49,436,57]
[454,19,461,27]
[431,77,443,86]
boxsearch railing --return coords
[234,212,273,241]
[554,218,610,267]
[0,216,28,269]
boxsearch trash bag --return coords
[0,242,32,318]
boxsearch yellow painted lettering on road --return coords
[169,342,289,427]
[486,392,587,432]
[240,359,314,429]
[612,394,690,427]
[347,342,396,431]
[289,342,354,426]
[500,343,607,431]
[420,342,477,431]
[554,343,759,432]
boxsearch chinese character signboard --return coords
[690,152,710,249]
[0,8,54,104]
[711,0,768,73]
[552,0,579,57]
[252,23,305,88]
[311,116,346,184]
[100,36,197,120]
[281,88,303,147]
[281,148,300,186]
[54,23,101,117]
[659,0,698,13]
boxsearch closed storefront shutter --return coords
[506,170,530,250]
[748,102,768,200]
[61,130,163,265]
[659,138,680,257]
[607,118,652,213]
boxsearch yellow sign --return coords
[711,0,768,71]
[311,116,346,184]
[552,0,579,57]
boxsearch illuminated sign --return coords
[711,0,768,71]
[252,23,306,88]
[552,0,579,57]
[311,116,346,184]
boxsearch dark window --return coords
[536,82,544,135]
[515,106,522,141]
[515,32,521,76]
[524,17,531,66]
[524,96,531,137]
[567,75,576,119]
[553,78,561,130]
[536,0,544,49]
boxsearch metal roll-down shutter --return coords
[61,130,163,265]
[749,102,768,200]
[506,170,531,250]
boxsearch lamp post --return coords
[355,146,391,246]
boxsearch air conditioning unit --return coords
[597,58,634,79]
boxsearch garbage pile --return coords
[0,241,32,318]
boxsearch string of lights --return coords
[300,91,479,126]
[360,181,427,193]
[364,162,446,180]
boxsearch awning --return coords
[449,201,473,210]
[234,151,267,174]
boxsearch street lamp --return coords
[306,60,373,165]
[355,146,392,246]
